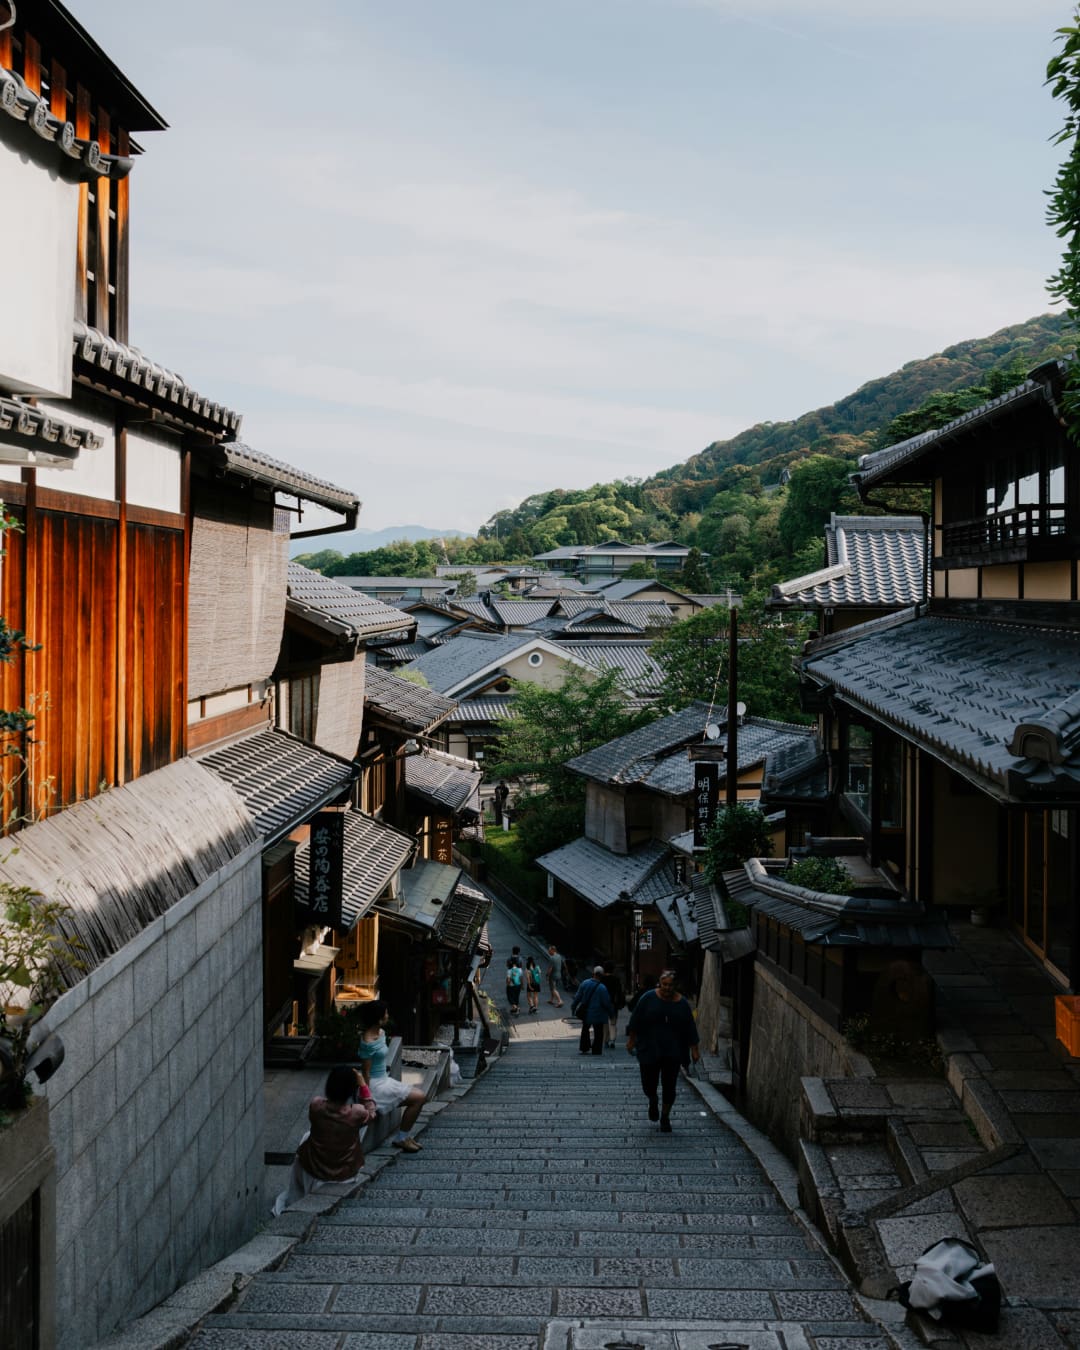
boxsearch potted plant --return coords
[0,883,81,1117]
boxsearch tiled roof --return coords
[405,749,482,815]
[195,728,356,844]
[490,599,557,626]
[217,446,359,515]
[0,395,103,467]
[294,808,416,930]
[435,877,492,952]
[724,858,952,949]
[287,563,414,640]
[341,577,457,591]
[553,641,664,691]
[762,746,830,804]
[402,632,585,694]
[0,67,134,182]
[446,697,517,724]
[73,322,242,437]
[363,665,457,732]
[536,837,680,910]
[568,707,816,798]
[771,515,925,610]
[854,369,1061,490]
[453,597,498,622]
[803,613,1080,799]
[383,860,491,952]
[378,644,426,664]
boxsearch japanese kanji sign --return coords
[693,761,719,849]
[302,811,345,929]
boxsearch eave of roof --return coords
[405,748,482,815]
[725,858,953,949]
[72,322,243,437]
[215,444,359,519]
[535,837,677,910]
[286,563,413,642]
[0,394,103,465]
[362,665,457,733]
[802,611,1080,800]
[0,66,134,181]
[194,728,357,846]
[854,367,1063,491]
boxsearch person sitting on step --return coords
[355,1000,428,1154]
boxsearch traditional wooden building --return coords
[537,704,816,990]
[794,364,1080,989]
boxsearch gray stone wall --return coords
[744,961,861,1157]
[39,840,265,1348]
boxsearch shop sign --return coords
[433,815,453,865]
[693,761,719,848]
[303,811,344,929]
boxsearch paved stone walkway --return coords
[191,1007,895,1348]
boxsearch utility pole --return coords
[726,603,739,807]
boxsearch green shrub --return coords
[786,856,851,894]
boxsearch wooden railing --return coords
[940,503,1069,557]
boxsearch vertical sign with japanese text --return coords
[432,816,453,865]
[693,761,719,849]
[303,811,345,929]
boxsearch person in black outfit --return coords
[626,969,700,1132]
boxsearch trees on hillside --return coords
[776,455,860,556]
[1047,12,1080,428]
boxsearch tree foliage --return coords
[649,596,810,723]
[702,804,773,880]
[777,456,861,556]
[490,668,655,859]
[1047,12,1080,430]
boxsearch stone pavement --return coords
[189,920,901,1350]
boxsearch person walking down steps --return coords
[506,950,524,1017]
[525,955,542,1013]
[626,969,700,1132]
[572,965,614,1056]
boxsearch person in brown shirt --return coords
[273,1066,376,1213]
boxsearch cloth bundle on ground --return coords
[897,1237,1001,1333]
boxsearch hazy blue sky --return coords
[77,0,1068,533]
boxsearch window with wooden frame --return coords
[288,672,320,744]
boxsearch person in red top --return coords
[273,1065,376,1214]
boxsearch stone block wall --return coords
[39,841,265,1348]
[744,961,864,1157]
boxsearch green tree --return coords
[491,668,654,859]
[777,456,860,555]
[291,548,345,573]
[650,597,810,722]
[446,571,477,597]
[1047,11,1080,428]
[702,804,773,881]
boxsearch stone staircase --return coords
[195,1038,892,1349]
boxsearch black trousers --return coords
[639,1057,681,1107]
[580,1021,605,1054]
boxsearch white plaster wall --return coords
[126,427,182,512]
[34,401,116,500]
[39,841,265,1349]
[0,133,78,397]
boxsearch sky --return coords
[74,0,1071,535]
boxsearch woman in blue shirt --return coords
[355,1000,427,1154]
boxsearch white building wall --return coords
[0,130,78,398]
[39,841,265,1349]
[126,426,183,512]
[34,401,116,500]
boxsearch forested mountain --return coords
[297,313,1073,591]
[650,312,1071,488]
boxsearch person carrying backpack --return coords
[571,966,614,1055]
[506,952,524,1017]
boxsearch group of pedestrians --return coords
[504,945,544,1016]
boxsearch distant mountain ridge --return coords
[289,524,465,557]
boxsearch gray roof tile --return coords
[287,563,414,639]
[402,632,576,694]
[803,613,1080,798]
[566,706,814,794]
[405,749,482,815]
[195,728,355,844]
[363,665,457,732]
[772,515,925,610]
[536,837,679,910]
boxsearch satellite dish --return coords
[705,722,721,741]
[736,702,747,717]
